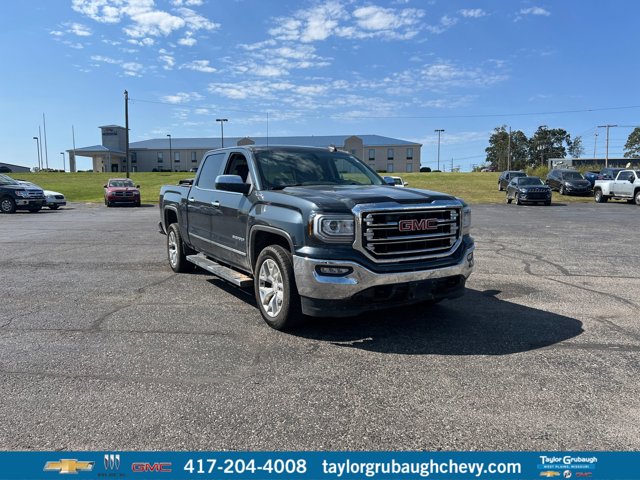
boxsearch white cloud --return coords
[122,61,144,76]
[181,60,216,73]
[459,9,487,18]
[177,35,196,46]
[127,37,155,46]
[426,15,458,34]
[72,0,219,41]
[161,91,204,104]
[91,54,121,64]
[520,6,551,16]
[233,43,330,77]
[269,2,424,43]
[70,22,93,36]
[159,54,176,70]
[208,80,329,101]
[50,30,64,36]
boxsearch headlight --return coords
[462,206,471,235]
[15,190,29,197]
[565,182,572,186]
[312,214,355,243]
[519,188,527,194]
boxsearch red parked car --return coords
[104,178,141,207]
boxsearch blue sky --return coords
[2,0,639,172]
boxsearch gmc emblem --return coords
[398,218,439,232]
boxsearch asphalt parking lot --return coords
[0,201,639,451]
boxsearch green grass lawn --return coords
[14,171,595,205]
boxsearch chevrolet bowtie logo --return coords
[44,459,95,474]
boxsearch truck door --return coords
[186,152,226,253]
[208,152,253,269]
[613,171,634,197]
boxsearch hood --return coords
[107,186,139,192]
[565,179,590,187]
[266,185,457,211]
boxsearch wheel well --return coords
[635,187,640,196]
[252,231,291,268]
[164,208,178,227]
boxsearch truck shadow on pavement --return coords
[292,288,584,356]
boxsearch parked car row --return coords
[500,167,640,206]
[0,174,66,214]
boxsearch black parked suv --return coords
[545,169,592,195]
[0,174,46,213]
[498,171,526,191]
[505,176,552,205]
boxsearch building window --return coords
[387,163,394,173]
[368,149,375,161]
[157,152,163,163]
[191,152,197,162]
[131,152,137,163]
[406,147,413,160]
[387,148,394,160]
[174,151,180,162]
[406,163,413,173]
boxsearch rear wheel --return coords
[594,189,608,203]
[254,245,302,331]
[498,182,503,191]
[635,190,640,205]
[0,197,16,214]
[167,223,195,273]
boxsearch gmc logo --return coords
[398,218,439,232]
[131,463,172,473]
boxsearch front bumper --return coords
[15,199,45,207]
[293,244,475,317]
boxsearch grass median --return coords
[14,171,595,205]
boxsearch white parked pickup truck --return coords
[593,169,640,204]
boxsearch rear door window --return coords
[196,152,226,189]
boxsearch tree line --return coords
[485,125,640,171]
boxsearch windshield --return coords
[517,177,544,186]
[109,180,135,188]
[254,149,383,189]
[0,174,18,186]
[562,171,584,180]
[393,178,403,185]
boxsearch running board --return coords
[186,254,253,288]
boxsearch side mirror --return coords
[630,177,636,183]
[137,184,141,188]
[103,184,107,188]
[215,174,251,195]
[382,176,396,186]
[404,182,409,187]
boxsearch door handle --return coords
[188,197,195,202]
[211,201,220,208]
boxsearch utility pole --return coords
[597,124,617,168]
[451,158,454,172]
[72,125,77,173]
[434,129,444,171]
[593,131,598,159]
[38,126,43,169]
[216,118,228,147]
[125,90,130,178]
[507,126,512,171]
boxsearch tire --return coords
[498,182,503,191]
[559,185,565,195]
[635,190,640,205]
[544,200,551,206]
[515,194,522,205]
[135,200,141,207]
[254,245,302,331]
[506,195,512,204]
[49,205,59,210]
[28,206,42,213]
[0,197,16,214]
[594,189,608,203]
[167,223,195,273]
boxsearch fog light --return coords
[467,252,474,268]
[317,266,353,276]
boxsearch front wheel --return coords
[515,194,522,205]
[49,205,59,210]
[559,185,566,195]
[0,197,16,214]
[506,195,512,204]
[167,223,195,273]
[254,245,302,331]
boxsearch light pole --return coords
[33,136,41,171]
[216,118,228,148]
[60,152,65,172]
[167,134,172,171]
[434,129,444,171]
[597,124,617,168]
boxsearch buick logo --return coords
[398,218,438,232]
[104,454,121,470]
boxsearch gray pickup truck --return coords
[159,145,475,330]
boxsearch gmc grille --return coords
[356,206,461,262]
